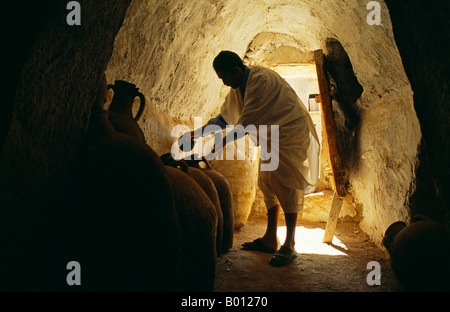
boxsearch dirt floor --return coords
[214,215,403,292]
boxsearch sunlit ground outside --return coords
[277,226,348,256]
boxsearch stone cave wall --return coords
[385,0,450,231]
[1,0,131,290]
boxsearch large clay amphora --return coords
[384,215,450,291]
[107,80,145,121]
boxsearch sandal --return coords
[269,246,297,266]
[242,238,277,254]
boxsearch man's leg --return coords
[241,203,280,252]
[271,180,304,252]
[283,213,298,250]
[260,204,281,251]
[268,212,298,266]
[267,182,303,266]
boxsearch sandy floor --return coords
[214,216,403,292]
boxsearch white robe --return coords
[220,65,320,192]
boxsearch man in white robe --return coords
[191,51,320,266]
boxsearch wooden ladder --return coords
[314,49,347,244]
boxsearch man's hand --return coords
[178,130,202,143]
[210,143,222,155]
[206,134,226,160]
[189,130,202,140]
[207,144,224,160]
[178,130,201,152]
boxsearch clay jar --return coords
[58,75,182,291]
[107,80,146,142]
[185,157,234,254]
[384,215,450,291]
[210,147,257,229]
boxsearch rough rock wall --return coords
[352,87,422,244]
[0,0,131,290]
[386,0,450,231]
[106,0,268,120]
[107,0,421,247]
